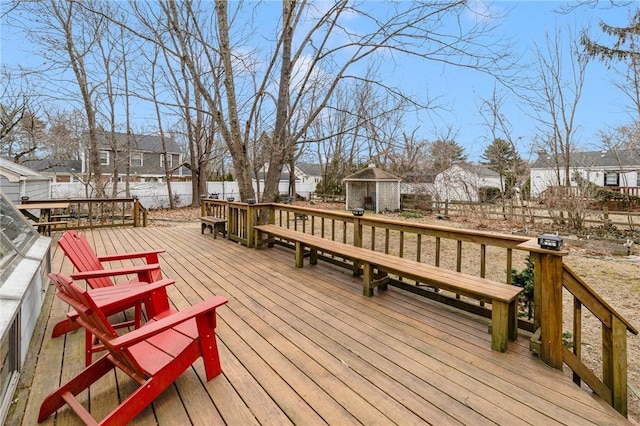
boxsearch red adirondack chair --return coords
[54,230,169,339]
[41,273,228,425]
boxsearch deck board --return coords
[13,224,632,425]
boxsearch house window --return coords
[604,172,619,187]
[99,151,109,166]
[637,172,640,187]
[160,154,173,168]
[130,152,143,167]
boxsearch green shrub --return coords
[511,256,534,319]
[401,211,423,219]
[479,186,502,203]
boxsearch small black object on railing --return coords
[246,198,256,204]
[537,234,563,250]
[210,193,219,199]
[227,197,235,202]
[352,208,364,217]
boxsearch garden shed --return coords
[344,165,401,213]
[0,158,51,203]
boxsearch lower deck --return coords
[10,224,630,425]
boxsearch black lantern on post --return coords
[537,234,563,250]
[352,208,364,217]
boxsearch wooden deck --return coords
[11,224,631,425]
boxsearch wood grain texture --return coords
[15,225,631,426]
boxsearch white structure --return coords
[0,158,52,203]
[433,164,502,202]
[254,163,322,200]
[0,193,51,424]
[344,165,401,213]
[530,149,640,198]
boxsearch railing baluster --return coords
[371,226,376,251]
[573,298,582,386]
[384,229,390,254]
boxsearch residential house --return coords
[23,159,83,183]
[84,131,191,183]
[530,149,640,198]
[253,162,322,200]
[433,164,503,202]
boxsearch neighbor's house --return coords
[530,149,640,198]
[432,164,503,202]
[23,159,83,183]
[83,131,191,183]
[0,158,51,203]
[253,162,322,200]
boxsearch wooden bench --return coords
[33,221,68,236]
[255,224,523,352]
[200,216,227,238]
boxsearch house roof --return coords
[23,159,82,175]
[95,131,184,154]
[531,149,640,169]
[0,157,50,182]
[297,163,323,176]
[469,164,500,178]
[343,166,401,181]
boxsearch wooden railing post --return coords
[246,204,255,248]
[539,251,564,369]
[353,217,362,248]
[133,198,139,227]
[226,201,233,240]
[201,199,207,217]
[603,315,629,417]
[518,239,569,370]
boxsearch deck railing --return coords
[201,199,638,417]
[22,197,147,229]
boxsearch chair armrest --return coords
[109,296,228,349]
[66,279,176,321]
[70,263,161,281]
[97,249,165,264]
[88,279,175,309]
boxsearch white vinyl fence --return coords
[51,180,315,209]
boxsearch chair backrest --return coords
[58,230,113,288]
[48,272,145,374]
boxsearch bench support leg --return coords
[363,263,374,296]
[491,301,510,352]
[310,248,318,265]
[295,241,304,268]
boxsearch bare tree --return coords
[150,46,175,208]
[126,0,513,203]
[529,26,588,188]
[43,0,107,196]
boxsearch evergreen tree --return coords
[581,10,640,62]
[481,138,525,197]
[428,140,468,174]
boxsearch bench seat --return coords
[200,216,227,238]
[255,224,523,352]
[33,221,68,236]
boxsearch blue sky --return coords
[0,1,637,163]
[433,1,637,161]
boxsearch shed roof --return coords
[343,166,401,182]
[0,158,50,183]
